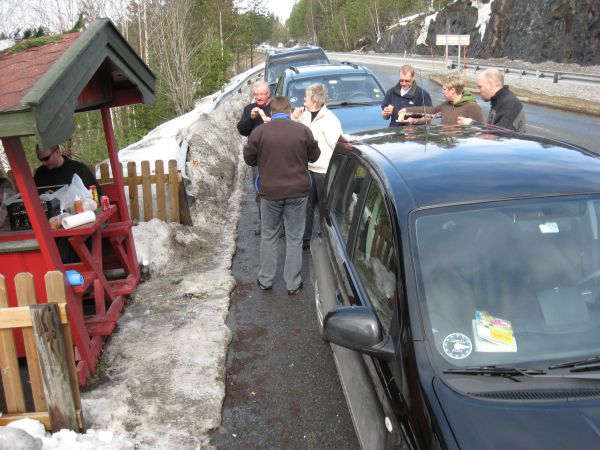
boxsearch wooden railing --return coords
[0,271,84,431]
[97,159,191,225]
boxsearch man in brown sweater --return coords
[243,96,321,295]
[399,74,483,125]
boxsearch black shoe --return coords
[287,282,303,295]
[302,239,311,249]
[257,279,272,290]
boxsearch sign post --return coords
[436,34,470,72]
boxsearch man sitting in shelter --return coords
[34,144,102,193]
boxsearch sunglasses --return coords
[38,149,57,162]
[399,79,413,84]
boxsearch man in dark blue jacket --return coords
[381,64,432,127]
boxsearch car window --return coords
[266,55,329,84]
[325,155,343,200]
[412,195,600,367]
[353,181,396,332]
[287,73,383,107]
[333,162,367,245]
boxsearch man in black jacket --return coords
[243,96,320,295]
[237,80,272,234]
[458,68,526,132]
[34,144,102,193]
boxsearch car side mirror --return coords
[323,306,395,361]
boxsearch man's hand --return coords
[457,116,473,125]
[250,107,260,119]
[382,104,393,119]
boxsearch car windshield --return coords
[285,73,384,108]
[266,55,329,84]
[411,195,600,369]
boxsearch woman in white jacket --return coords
[292,83,343,247]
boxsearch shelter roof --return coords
[0,19,155,149]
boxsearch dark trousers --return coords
[303,171,325,241]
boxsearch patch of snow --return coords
[0,39,14,51]
[473,0,494,41]
[3,418,133,450]
[386,13,422,31]
[417,13,438,46]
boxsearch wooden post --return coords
[127,162,139,221]
[30,303,79,432]
[168,160,180,223]
[141,160,152,221]
[155,160,166,221]
[44,271,82,427]
[15,272,47,411]
[0,274,26,413]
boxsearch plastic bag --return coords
[40,174,96,213]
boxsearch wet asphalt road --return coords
[209,171,359,449]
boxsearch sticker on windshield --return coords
[442,333,472,360]
[539,222,559,234]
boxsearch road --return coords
[210,54,599,449]
[329,53,598,153]
[209,172,359,449]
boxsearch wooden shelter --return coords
[0,19,155,385]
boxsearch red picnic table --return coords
[0,19,156,385]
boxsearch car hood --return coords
[328,104,388,134]
[433,377,600,448]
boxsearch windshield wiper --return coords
[328,101,375,108]
[444,365,546,377]
[548,355,600,370]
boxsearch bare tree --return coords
[148,0,208,115]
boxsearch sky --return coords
[264,0,296,22]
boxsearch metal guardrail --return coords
[209,66,264,112]
[461,62,600,85]
[329,52,600,86]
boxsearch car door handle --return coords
[335,290,344,305]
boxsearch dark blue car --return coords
[311,124,600,449]
[274,63,388,134]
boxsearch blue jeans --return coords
[259,196,307,291]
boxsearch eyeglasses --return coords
[38,149,57,162]
[399,79,412,84]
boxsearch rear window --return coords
[286,73,383,107]
[266,53,329,84]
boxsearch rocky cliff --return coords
[376,0,600,65]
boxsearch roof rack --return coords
[340,61,359,69]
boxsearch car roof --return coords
[282,62,372,78]
[349,125,600,210]
[266,46,326,59]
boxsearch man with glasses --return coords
[381,64,432,127]
[34,144,101,193]
[237,80,273,235]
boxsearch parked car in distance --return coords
[274,62,388,134]
[311,124,600,449]
[264,46,329,95]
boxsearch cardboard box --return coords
[7,198,61,231]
